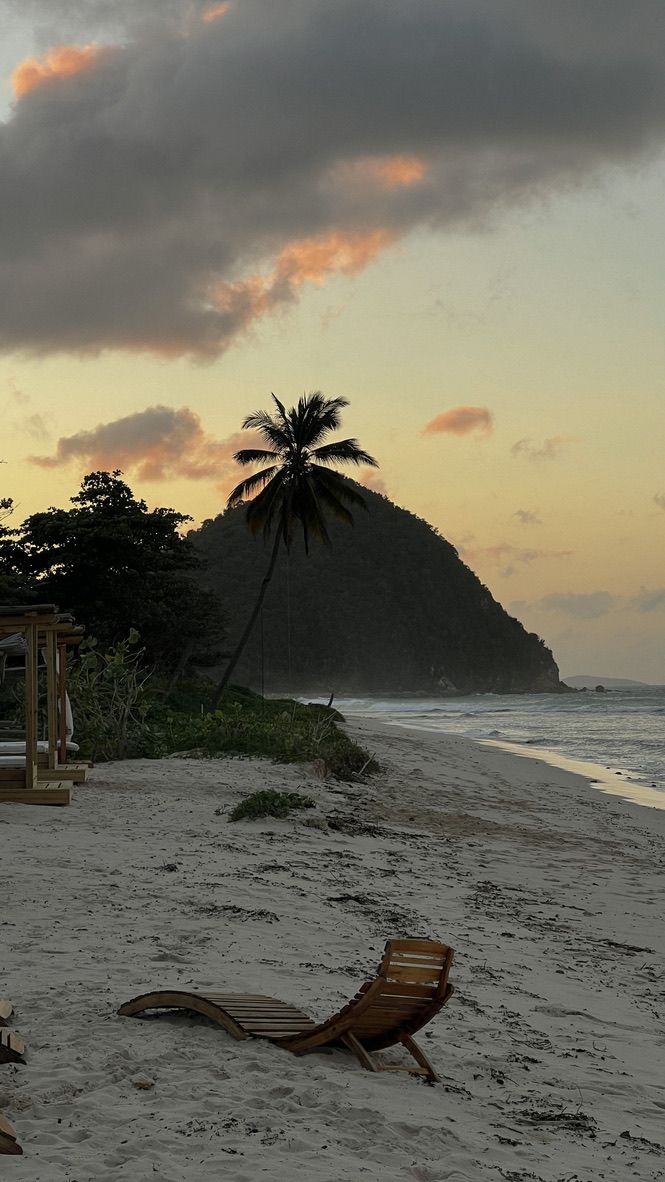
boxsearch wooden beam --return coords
[45,630,58,771]
[23,623,38,792]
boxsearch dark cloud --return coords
[2,1,665,357]
[513,508,542,525]
[29,404,256,487]
[458,540,572,578]
[654,493,665,511]
[512,587,665,618]
[534,591,616,619]
[511,435,577,461]
[630,588,665,613]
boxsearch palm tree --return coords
[213,391,378,703]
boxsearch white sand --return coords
[1,720,664,1181]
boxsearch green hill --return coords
[194,487,564,696]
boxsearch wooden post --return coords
[24,623,39,791]
[45,630,58,771]
[58,642,68,765]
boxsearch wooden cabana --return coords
[0,604,88,806]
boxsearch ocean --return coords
[318,686,665,806]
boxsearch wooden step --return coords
[0,784,71,806]
[38,765,88,783]
[0,1031,25,1064]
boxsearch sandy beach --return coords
[2,719,664,1181]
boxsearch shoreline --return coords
[332,697,665,812]
[2,723,664,1180]
[481,736,665,811]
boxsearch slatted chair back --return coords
[349,938,454,1050]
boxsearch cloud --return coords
[28,405,256,485]
[2,1,665,357]
[511,587,665,619]
[533,591,616,619]
[459,540,572,578]
[654,493,665,511]
[423,406,493,437]
[11,44,110,97]
[630,587,665,613]
[201,3,233,25]
[511,435,577,461]
[357,468,388,497]
[513,508,542,526]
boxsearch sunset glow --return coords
[201,3,233,25]
[12,44,107,97]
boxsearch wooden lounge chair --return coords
[0,999,12,1027]
[118,938,454,1081]
[0,1030,25,1065]
[0,1115,22,1155]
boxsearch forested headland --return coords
[195,485,564,696]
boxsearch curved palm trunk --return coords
[212,528,282,707]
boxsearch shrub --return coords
[68,632,159,761]
[229,789,315,822]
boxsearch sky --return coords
[0,0,663,682]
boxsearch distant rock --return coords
[563,675,652,689]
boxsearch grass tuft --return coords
[229,789,315,822]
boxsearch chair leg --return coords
[341,1032,380,1072]
[400,1034,440,1083]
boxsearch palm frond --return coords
[295,480,331,550]
[233,448,279,467]
[310,438,378,467]
[299,393,350,448]
[226,466,277,509]
[245,472,287,537]
[310,465,369,511]
[242,409,290,453]
[310,477,354,526]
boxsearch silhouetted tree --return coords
[18,471,226,676]
[213,392,377,702]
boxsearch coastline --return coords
[481,736,665,811]
[2,722,664,1180]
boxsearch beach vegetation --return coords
[213,392,378,704]
[228,788,315,822]
[66,640,375,777]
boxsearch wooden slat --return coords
[386,939,449,953]
[387,950,444,959]
[374,981,436,998]
[0,1000,12,1026]
[0,785,71,806]
[383,965,442,984]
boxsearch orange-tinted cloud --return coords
[423,406,493,437]
[276,228,398,285]
[29,405,259,485]
[201,3,233,24]
[211,228,398,331]
[335,155,426,190]
[357,468,388,497]
[12,45,108,98]
[374,156,425,188]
